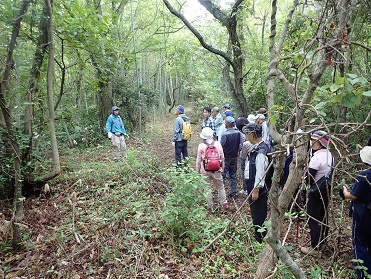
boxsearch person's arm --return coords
[196,145,203,173]
[210,118,216,133]
[307,167,317,185]
[254,153,269,189]
[239,132,244,151]
[172,117,181,141]
[343,186,357,200]
[251,153,268,201]
[220,134,227,148]
[105,116,112,134]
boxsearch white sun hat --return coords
[360,146,371,165]
[200,127,214,139]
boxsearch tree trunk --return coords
[24,1,49,181]
[37,0,61,182]
[0,0,31,247]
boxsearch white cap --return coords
[200,127,214,139]
[255,114,266,120]
[360,146,371,165]
[247,114,256,123]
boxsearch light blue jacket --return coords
[172,114,190,142]
[105,114,127,135]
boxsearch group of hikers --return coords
[105,104,371,278]
[171,104,371,279]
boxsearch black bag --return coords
[309,157,334,194]
[309,175,332,194]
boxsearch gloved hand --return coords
[124,133,129,139]
[172,142,175,147]
[108,132,113,139]
[339,187,345,200]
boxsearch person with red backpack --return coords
[196,127,228,212]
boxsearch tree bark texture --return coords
[38,0,61,182]
[24,1,49,179]
[0,0,31,247]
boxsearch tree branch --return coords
[197,0,230,26]
[350,41,371,51]
[162,0,233,66]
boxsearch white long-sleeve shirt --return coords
[244,142,269,189]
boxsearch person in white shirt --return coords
[301,130,333,256]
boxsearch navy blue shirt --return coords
[351,169,371,220]
[220,128,244,158]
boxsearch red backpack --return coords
[204,140,221,171]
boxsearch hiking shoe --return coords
[299,211,306,219]
[300,246,322,256]
[221,203,229,211]
[284,211,298,220]
[239,190,248,196]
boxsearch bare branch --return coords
[162,0,233,66]
[350,41,371,51]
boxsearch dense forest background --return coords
[1,0,370,278]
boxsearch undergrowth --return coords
[0,138,359,278]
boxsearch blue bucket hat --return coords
[176,105,185,114]
[225,116,235,125]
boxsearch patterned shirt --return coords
[202,116,216,134]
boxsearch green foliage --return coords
[310,265,328,278]
[160,166,209,240]
[322,73,369,109]
[352,259,371,279]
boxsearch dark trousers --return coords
[223,157,237,198]
[249,194,268,243]
[307,190,329,249]
[175,140,188,165]
[352,217,371,278]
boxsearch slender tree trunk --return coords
[24,1,49,181]
[0,0,31,247]
[38,0,61,182]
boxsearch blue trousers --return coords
[175,140,188,165]
[223,157,237,198]
[352,217,371,278]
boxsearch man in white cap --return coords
[341,145,371,278]
[105,105,129,161]
[196,127,228,212]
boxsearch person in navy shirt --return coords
[342,146,371,279]
[220,116,244,200]
[105,106,129,161]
